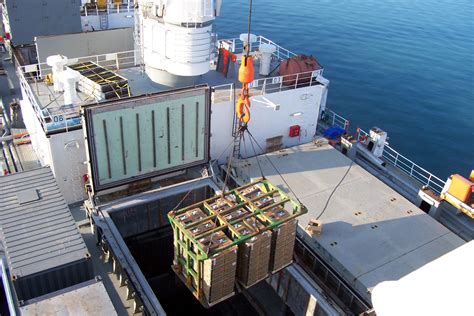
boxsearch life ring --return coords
[359,135,368,143]
[236,95,251,123]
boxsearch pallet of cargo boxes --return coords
[238,183,300,274]
[169,205,238,307]
[168,179,307,307]
[206,194,274,288]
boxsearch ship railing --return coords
[247,69,324,96]
[257,35,297,61]
[19,49,139,80]
[219,35,297,62]
[17,66,83,133]
[212,83,234,103]
[81,2,134,16]
[210,69,325,104]
[17,50,140,132]
[322,108,350,130]
[16,65,49,131]
[1,3,7,22]
[355,127,445,194]
[382,145,445,194]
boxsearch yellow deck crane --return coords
[440,171,474,218]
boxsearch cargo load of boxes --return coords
[168,179,307,307]
[68,61,131,101]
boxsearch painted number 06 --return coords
[53,115,64,123]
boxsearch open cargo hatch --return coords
[82,85,211,193]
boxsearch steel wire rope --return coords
[245,128,304,205]
[315,161,354,220]
[170,136,237,213]
[246,127,265,180]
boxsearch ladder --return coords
[230,86,242,159]
[99,14,109,30]
[232,131,242,159]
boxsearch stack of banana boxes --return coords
[168,179,307,307]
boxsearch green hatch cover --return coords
[83,85,211,192]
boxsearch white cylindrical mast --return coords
[138,0,221,86]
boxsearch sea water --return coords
[216,0,474,180]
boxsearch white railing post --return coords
[427,174,432,188]
[394,152,399,166]
[410,164,414,177]
[332,112,336,126]
[294,73,299,89]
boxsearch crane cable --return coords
[246,128,304,206]
[236,0,254,126]
[246,0,253,58]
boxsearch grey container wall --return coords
[4,0,82,45]
[0,167,94,302]
[14,258,93,302]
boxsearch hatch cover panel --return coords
[83,86,211,192]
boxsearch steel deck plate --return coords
[231,140,464,303]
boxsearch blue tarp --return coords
[323,126,346,140]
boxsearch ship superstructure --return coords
[0,0,472,315]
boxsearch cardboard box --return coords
[269,220,297,273]
[176,208,207,226]
[188,220,216,237]
[264,205,291,222]
[237,231,272,287]
[305,219,322,236]
[208,197,236,213]
[202,245,238,304]
[222,208,249,222]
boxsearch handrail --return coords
[19,49,139,79]
[212,83,234,103]
[16,66,48,130]
[82,2,134,16]
[323,108,350,130]
[247,69,324,96]
[218,35,297,62]
[258,36,297,61]
[382,144,445,194]
[17,50,140,133]
[354,126,445,194]
[211,69,326,104]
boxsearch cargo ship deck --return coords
[228,138,465,304]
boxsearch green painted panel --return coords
[84,86,210,191]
